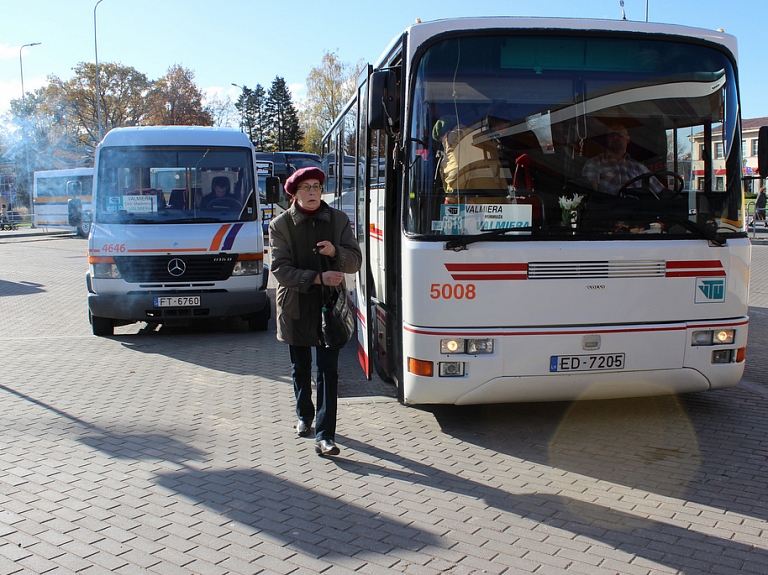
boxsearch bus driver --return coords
[582,122,664,196]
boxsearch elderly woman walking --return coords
[268,167,362,456]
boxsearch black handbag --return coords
[317,260,355,349]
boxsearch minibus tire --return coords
[246,307,270,331]
[91,313,114,336]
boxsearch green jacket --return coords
[269,201,362,347]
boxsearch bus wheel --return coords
[91,313,114,336]
[78,221,91,238]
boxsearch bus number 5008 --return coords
[430,283,476,300]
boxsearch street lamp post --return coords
[94,0,106,142]
[19,42,41,224]
[231,83,246,133]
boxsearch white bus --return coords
[85,127,276,336]
[321,17,753,405]
[33,168,94,237]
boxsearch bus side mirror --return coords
[759,126,768,178]
[368,70,400,134]
[68,197,83,227]
[265,176,280,204]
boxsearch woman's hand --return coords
[315,270,344,286]
[316,241,336,258]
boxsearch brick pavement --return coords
[0,233,767,574]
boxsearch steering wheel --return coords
[618,170,685,200]
[206,197,242,210]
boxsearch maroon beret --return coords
[284,166,326,197]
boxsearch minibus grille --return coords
[528,260,666,279]
[114,255,237,282]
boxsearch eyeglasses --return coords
[296,183,322,193]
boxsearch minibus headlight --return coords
[231,260,260,276]
[89,256,121,279]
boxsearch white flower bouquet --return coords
[558,193,583,224]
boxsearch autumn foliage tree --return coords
[301,51,366,154]
[146,65,213,126]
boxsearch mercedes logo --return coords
[167,258,186,277]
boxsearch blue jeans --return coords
[290,345,340,442]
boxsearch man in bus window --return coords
[199,176,234,208]
[582,122,664,196]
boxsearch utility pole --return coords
[20,42,41,224]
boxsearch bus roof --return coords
[373,17,738,67]
[98,126,254,149]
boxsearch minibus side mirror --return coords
[67,197,83,227]
[368,70,400,134]
[265,176,280,204]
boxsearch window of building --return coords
[715,142,724,159]
[753,139,759,157]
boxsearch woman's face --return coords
[293,178,322,211]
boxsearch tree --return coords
[204,92,237,128]
[264,77,303,151]
[234,84,268,150]
[46,61,153,151]
[301,51,366,153]
[146,64,213,126]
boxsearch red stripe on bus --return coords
[445,263,527,272]
[404,318,748,338]
[666,260,723,269]
[449,273,528,281]
[666,270,727,277]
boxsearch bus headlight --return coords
[440,338,494,355]
[440,339,465,354]
[691,329,735,346]
[467,338,494,354]
[439,362,465,377]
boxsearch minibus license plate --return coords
[550,353,625,372]
[154,296,201,308]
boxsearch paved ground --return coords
[1,230,768,574]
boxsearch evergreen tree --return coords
[233,84,268,150]
[264,77,303,151]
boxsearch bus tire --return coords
[91,313,114,336]
[78,221,91,238]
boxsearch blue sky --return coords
[2,0,768,121]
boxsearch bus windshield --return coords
[95,146,256,224]
[406,34,742,240]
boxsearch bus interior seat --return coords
[169,189,187,210]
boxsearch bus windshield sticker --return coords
[437,204,532,235]
[121,195,157,213]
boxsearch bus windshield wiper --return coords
[444,227,534,251]
[665,215,726,246]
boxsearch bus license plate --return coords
[154,296,201,308]
[550,353,625,372]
